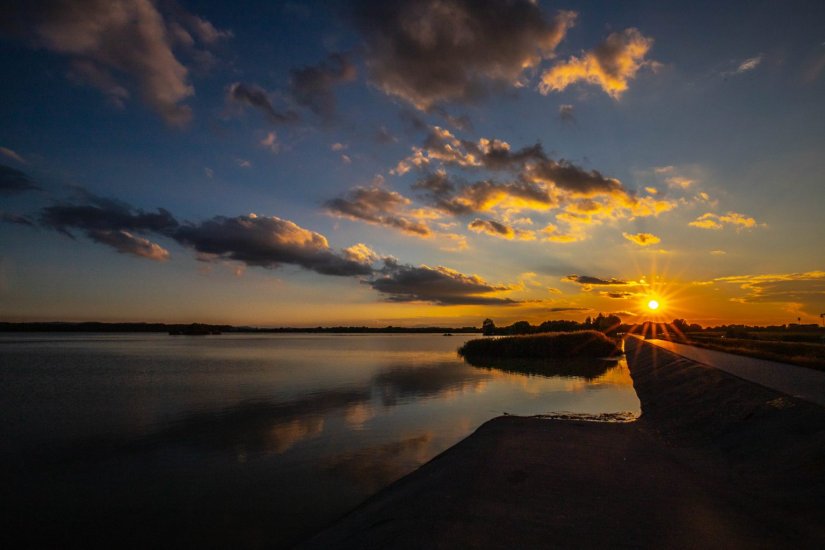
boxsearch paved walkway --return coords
[645,338,825,407]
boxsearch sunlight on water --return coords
[0,333,639,548]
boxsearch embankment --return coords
[302,338,825,549]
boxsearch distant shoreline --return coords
[0,321,481,334]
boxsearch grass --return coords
[458,330,621,360]
[674,334,825,371]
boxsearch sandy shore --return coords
[301,338,825,548]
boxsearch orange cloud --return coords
[622,232,661,246]
[690,211,760,230]
[539,28,653,98]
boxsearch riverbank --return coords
[302,338,825,548]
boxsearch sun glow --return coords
[647,299,660,311]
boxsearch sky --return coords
[1,0,824,327]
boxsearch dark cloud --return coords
[0,165,40,195]
[172,214,373,276]
[527,159,622,196]
[468,218,534,240]
[548,307,589,312]
[352,0,576,110]
[1,212,35,226]
[226,83,298,124]
[3,0,228,125]
[288,53,356,119]
[324,186,432,237]
[38,190,177,259]
[399,128,622,197]
[468,218,510,237]
[369,261,515,305]
[601,291,634,299]
[565,275,628,286]
[40,191,178,237]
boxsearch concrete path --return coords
[644,338,825,407]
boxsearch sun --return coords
[647,299,660,311]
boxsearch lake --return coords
[0,333,639,548]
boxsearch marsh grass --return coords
[458,330,621,361]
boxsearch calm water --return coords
[0,333,639,548]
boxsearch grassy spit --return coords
[458,330,621,360]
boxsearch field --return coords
[676,332,825,371]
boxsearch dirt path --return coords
[644,337,825,407]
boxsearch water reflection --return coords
[323,433,434,492]
[0,333,639,549]
[462,355,618,380]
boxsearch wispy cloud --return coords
[711,271,825,310]
[689,211,760,230]
[226,83,298,124]
[289,53,356,119]
[0,147,26,164]
[0,165,40,195]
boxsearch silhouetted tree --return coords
[482,318,496,336]
[507,320,532,335]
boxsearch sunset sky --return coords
[1,0,824,327]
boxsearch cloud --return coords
[369,261,516,305]
[0,147,26,164]
[539,28,654,98]
[712,271,825,308]
[260,131,280,153]
[666,176,693,189]
[547,306,589,312]
[622,232,661,246]
[87,229,170,261]
[0,165,40,195]
[40,191,178,235]
[414,171,555,216]
[689,211,759,230]
[38,189,177,258]
[226,83,298,124]
[7,0,228,125]
[172,214,374,276]
[468,218,535,240]
[710,249,726,256]
[565,275,628,286]
[1,212,35,226]
[558,104,575,124]
[352,0,576,110]
[289,53,356,119]
[343,243,381,264]
[600,291,634,299]
[394,127,679,243]
[331,142,347,152]
[732,55,762,75]
[325,186,433,237]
